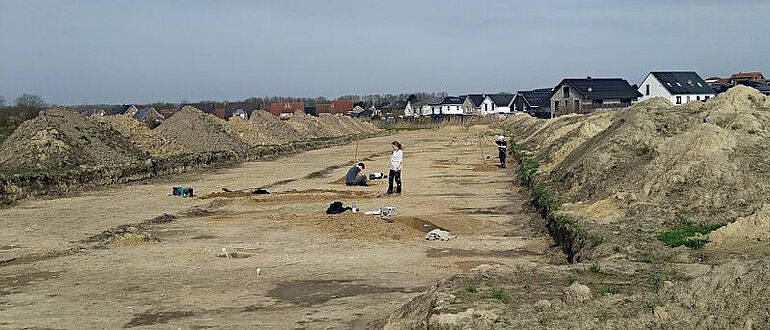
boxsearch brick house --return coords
[269,102,305,117]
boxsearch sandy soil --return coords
[0,130,550,329]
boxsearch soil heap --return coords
[156,106,248,155]
[287,111,333,138]
[246,110,305,144]
[96,115,191,157]
[0,107,147,171]
[502,87,770,259]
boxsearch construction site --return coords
[2,87,770,329]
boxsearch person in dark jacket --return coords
[345,163,368,186]
[496,135,507,169]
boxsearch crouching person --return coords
[345,162,368,186]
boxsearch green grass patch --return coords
[565,275,577,286]
[465,283,478,294]
[532,182,560,214]
[0,135,6,145]
[517,157,539,184]
[489,288,510,304]
[656,217,725,249]
[600,285,621,294]
[588,262,601,274]
[589,234,606,247]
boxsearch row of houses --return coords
[82,70,769,123]
[388,70,769,119]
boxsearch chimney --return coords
[587,76,592,80]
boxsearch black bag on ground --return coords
[326,201,351,214]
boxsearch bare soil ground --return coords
[0,130,551,329]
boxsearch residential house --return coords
[133,107,163,124]
[350,106,373,119]
[158,109,176,119]
[730,72,766,84]
[512,88,552,118]
[269,102,305,117]
[638,71,714,105]
[330,100,353,115]
[304,106,318,116]
[82,109,106,117]
[406,98,436,117]
[106,104,139,116]
[382,100,408,118]
[316,104,332,115]
[181,103,215,114]
[480,94,515,116]
[214,109,233,120]
[461,94,485,116]
[550,77,641,116]
[738,80,770,95]
[233,109,248,119]
[437,96,464,116]
[225,102,258,119]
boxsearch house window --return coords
[696,96,700,101]
[574,100,580,111]
[687,95,691,102]
[645,85,650,96]
[705,96,710,100]
[554,101,560,111]
[564,86,570,98]
[676,96,682,104]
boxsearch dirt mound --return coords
[156,106,248,154]
[247,110,305,144]
[0,107,147,171]
[286,111,333,138]
[382,258,770,329]
[96,115,190,157]
[551,86,770,222]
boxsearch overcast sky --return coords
[1,0,768,105]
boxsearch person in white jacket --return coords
[387,141,403,194]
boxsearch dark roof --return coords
[554,78,642,100]
[518,88,552,108]
[133,107,157,122]
[738,81,770,95]
[105,104,136,116]
[488,94,514,106]
[225,102,258,114]
[463,94,485,107]
[650,72,713,95]
[439,96,464,105]
[182,103,216,114]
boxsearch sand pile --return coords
[315,115,348,136]
[96,115,191,157]
[0,107,147,171]
[548,87,770,222]
[228,117,289,146]
[246,110,305,144]
[502,86,770,260]
[287,111,333,138]
[156,106,248,154]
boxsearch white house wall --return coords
[441,105,463,115]
[639,74,673,102]
[639,74,714,105]
[480,98,496,116]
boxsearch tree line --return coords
[0,94,47,138]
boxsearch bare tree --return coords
[15,94,45,108]
[0,95,6,108]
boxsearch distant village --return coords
[81,71,769,125]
